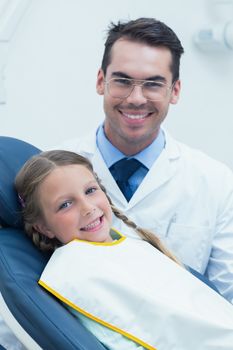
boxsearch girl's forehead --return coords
[41,164,95,189]
[38,165,97,202]
[53,164,93,176]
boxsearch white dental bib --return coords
[39,229,233,350]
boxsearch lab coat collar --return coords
[163,129,181,160]
[76,128,181,161]
[76,128,181,209]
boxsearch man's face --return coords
[96,39,181,155]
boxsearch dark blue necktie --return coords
[109,158,147,201]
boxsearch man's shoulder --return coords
[181,141,231,174]
[55,130,97,157]
[166,132,233,178]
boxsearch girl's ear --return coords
[33,221,55,239]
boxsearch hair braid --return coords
[25,223,61,252]
[111,204,181,264]
[97,178,181,264]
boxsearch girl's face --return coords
[35,164,113,243]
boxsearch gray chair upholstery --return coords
[0,136,107,350]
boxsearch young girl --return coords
[15,150,233,350]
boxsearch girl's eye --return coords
[86,187,97,195]
[59,201,72,210]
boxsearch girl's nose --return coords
[81,203,96,217]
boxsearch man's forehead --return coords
[106,41,173,79]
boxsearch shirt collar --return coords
[96,124,165,169]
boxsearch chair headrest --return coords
[0,136,41,228]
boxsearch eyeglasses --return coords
[105,77,174,101]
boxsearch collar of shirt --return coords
[96,124,165,170]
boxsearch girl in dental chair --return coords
[15,150,233,350]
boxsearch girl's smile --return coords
[34,164,113,244]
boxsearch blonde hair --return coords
[15,150,180,264]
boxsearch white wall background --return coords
[1,0,233,168]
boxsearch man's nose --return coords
[125,84,147,105]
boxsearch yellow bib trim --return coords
[38,280,156,350]
[70,227,126,246]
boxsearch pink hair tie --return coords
[18,194,25,208]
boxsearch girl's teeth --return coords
[83,218,100,230]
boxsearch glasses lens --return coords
[142,81,167,101]
[107,78,170,101]
[107,78,132,99]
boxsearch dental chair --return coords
[0,136,107,350]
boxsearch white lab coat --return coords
[59,129,233,303]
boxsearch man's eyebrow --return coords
[146,75,166,82]
[111,72,132,79]
[111,72,166,82]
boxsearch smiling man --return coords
[96,40,180,155]
[59,18,233,304]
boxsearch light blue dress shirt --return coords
[96,125,165,191]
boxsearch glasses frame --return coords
[105,77,175,101]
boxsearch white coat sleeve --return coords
[205,165,233,303]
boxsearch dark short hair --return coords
[101,17,184,82]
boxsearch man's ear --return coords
[170,79,181,105]
[96,69,105,95]
[33,221,55,239]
